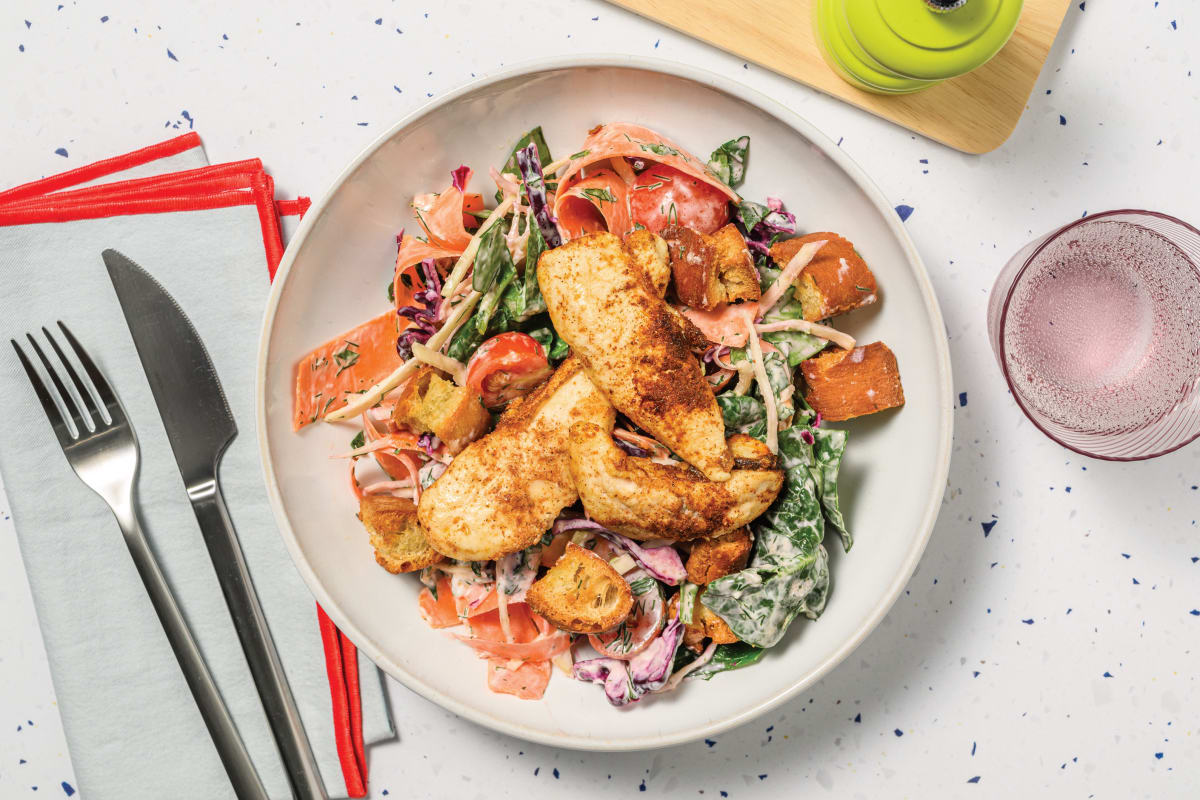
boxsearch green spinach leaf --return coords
[811,427,851,551]
[707,135,749,189]
[702,426,829,647]
[688,642,767,680]
[472,221,513,294]
[715,393,767,438]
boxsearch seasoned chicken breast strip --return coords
[538,232,733,481]
[418,357,614,561]
[567,422,783,541]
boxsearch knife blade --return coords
[104,249,329,800]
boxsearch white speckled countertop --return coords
[2,1,1197,797]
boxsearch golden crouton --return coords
[708,224,761,303]
[686,527,753,585]
[770,232,877,321]
[358,495,443,574]
[800,341,905,422]
[662,224,761,310]
[526,543,633,634]
[392,366,491,453]
[669,591,739,651]
[624,229,671,297]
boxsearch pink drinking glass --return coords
[987,210,1200,460]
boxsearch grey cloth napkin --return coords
[0,156,392,798]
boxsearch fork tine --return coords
[57,321,124,425]
[43,326,110,427]
[26,333,91,435]
[11,338,76,442]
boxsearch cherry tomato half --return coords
[465,332,553,408]
[629,164,730,235]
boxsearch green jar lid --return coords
[844,0,1023,81]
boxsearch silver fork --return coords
[11,322,270,800]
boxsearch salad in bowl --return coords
[291,122,905,706]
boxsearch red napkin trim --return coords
[317,606,368,797]
[0,134,364,798]
[0,132,204,205]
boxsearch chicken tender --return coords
[567,421,783,541]
[417,358,614,561]
[539,232,732,481]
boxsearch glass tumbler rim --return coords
[995,208,1200,461]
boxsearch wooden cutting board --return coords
[606,0,1072,154]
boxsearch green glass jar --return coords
[814,0,1024,95]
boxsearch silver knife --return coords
[103,249,328,800]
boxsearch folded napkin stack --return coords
[0,134,393,799]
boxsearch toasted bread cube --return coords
[359,495,443,573]
[800,341,904,421]
[662,225,724,309]
[526,542,633,634]
[662,225,762,310]
[669,591,740,651]
[392,366,491,453]
[770,232,878,321]
[624,229,671,297]
[708,224,761,303]
[686,527,753,585]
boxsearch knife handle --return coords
[190,478,329,800]
[112,489,270,800]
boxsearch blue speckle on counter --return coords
[853,713,862,722]
[757,774,768,780]
[654,39,660,48]
[1155,752,1164,759]
[553,768,560,779]
[973,670,980,677]
[181,110,193,128]
[1079,1,1085,10]
[1133,578,1140,585]
[375,18,382,24]
[357,122,368,126]
[100,15,108,22]
[638,779,646,791]
[895,204,914,222]
[167,48,178,61]
[1170,20,1176,30]
[704,738,716,747]
[1188,610,1199,616]
[1059,115,1067,125]
[1021,619,1034,625]
[61,782,75,797]
[981,520,997,537]
[381,791,388,796]
[25,19,31,28]
[54,148,68,157]
[1122,553,1131,559]
[533,767,539,776]
[721,793,728,798]
[894,728,903,737]
[19,44,25,52]
[1103,671,1114,678]
[1065,486,1071,493]
[959,391,968,406]
[971,741,977,755]
[394,86,402,93]
[967,776,981,783]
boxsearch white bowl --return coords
[256,56,953,751]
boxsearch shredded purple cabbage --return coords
[744,196,799,256]
[417,432,441,456]
[450,165,471,193]
[573,617,685,706]
[614,438,651,458]
[514,143,562,248]
[395,259,444,360]
[552,517,602,535]
[812,411,823,428]
[800,429,816,445]
[596,530,687,586]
